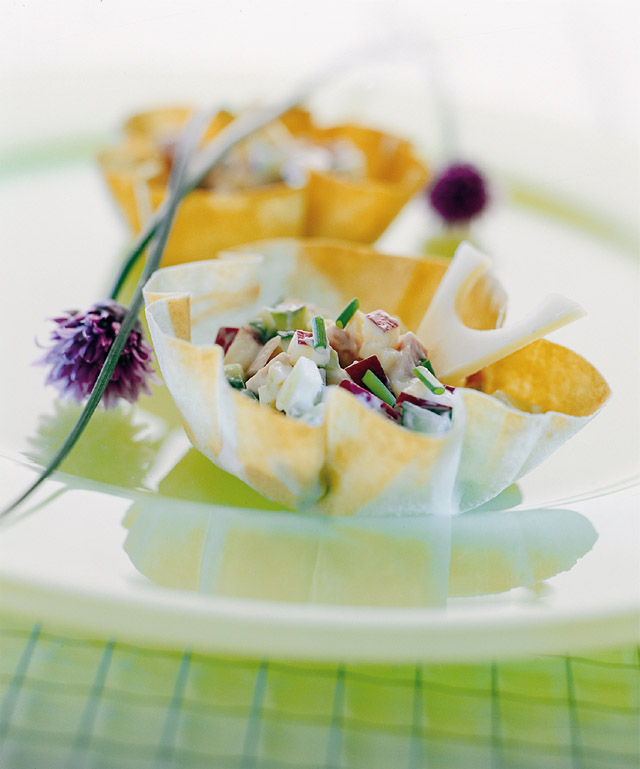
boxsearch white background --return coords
[1,0,639,147]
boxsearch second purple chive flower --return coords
[39,300,155,409]
[424,162,490,259]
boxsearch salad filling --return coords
[161,122,367,192]
[216,298,459,433]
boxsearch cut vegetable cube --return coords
[215,326,239,354]
[246,335,284,377]
[270,302,307,332]
[224,327,262,370]
[257,359,292,407]
[288,328,331,367]
[360,310,400,359]
[224,363,245,389]
[276,357,324,418]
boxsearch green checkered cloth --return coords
[0,614,637,769]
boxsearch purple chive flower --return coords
[39,300,155,409]
[428,163,489,224]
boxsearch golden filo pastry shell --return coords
[143,238,610,516]
[99,107,428,267]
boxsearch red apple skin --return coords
[345,355,390,388]
[339,380,400,422]
[395,391,452,415]
[294,330,314,346]
[215,327,240,353]
[366,310,398,332]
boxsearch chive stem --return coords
[1,111,210,520]
[109,84,338,300]
[421,358,436,376]
[362,369,396,406]
[312,315,327,349]
[335,298,359,329]
[413,365,445,395]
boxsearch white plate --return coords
[0,94,638,662]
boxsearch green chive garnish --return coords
[420,358,436,376]
[1,109,208,519]
[413,365,445,395]
[312,315,327,349]
[109,92,330,301]
[362,369,396,407]
[2,64,367,519]
[249,319,274,345]
[336,298,359,329]
[224,363,245,389]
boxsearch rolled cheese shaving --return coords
[417,241,586,383]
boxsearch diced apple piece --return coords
[276,357,324,418]
[215,326,239,354]
[246,335,284,377]
[224,327,262,371]
[345,355,390,388]
[338,380,400,422]
[287,329,331,367]
[360,310,400,359]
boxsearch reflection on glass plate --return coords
[124,494,598,607]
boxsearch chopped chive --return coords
[249,319,276,345]
[336,298,359,329]
[362,369,396,407]
[224,363,245,389]
[312,315,327,349]
[413,365,445,395]
[420,358,436,376]
[277,330,295,340]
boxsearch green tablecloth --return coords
[0,614,638,769]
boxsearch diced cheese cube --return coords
[276,357,324,418]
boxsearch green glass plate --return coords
[0,103,638,662]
